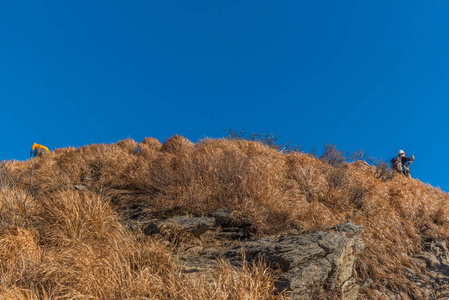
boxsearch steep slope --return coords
[1,135,449,299]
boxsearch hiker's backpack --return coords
[390,157,404,172]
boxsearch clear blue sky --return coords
[1,1,448,190]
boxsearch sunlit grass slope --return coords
[1,135,448,299]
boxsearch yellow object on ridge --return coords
[31,143,50,153]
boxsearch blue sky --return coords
[1,1,448,190]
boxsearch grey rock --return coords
[215,232,241,239]
[332,221,362,235]
[161,216,215,237]
[138,211,257,239]
[75,185,88,191]
[216,227,246,239]
[397,238,449,300]
[414,252,440,271]
[143,222,161,236]
[208,208,233,226]
[232,218,252,228]
[123,203,151,221]
[181,223,364,300]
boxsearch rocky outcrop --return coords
[411,239,449,299]
[121,205,364,298]
[369,239,449,300]
[140,216,215,237]
[179,222,364,300]
[141,208,256,239]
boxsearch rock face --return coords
[125,206,364,298]
[410,239,449,299]
[180,222,364,300]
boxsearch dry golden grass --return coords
[1,135,448,299]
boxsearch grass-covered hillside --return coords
[1,135,448,299]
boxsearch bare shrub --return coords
[225,127,304,154]
[372,158,394,181]
[348,148,370,162]
[319,143,346,167]
[226,127,282,149]
[281,141,302,153]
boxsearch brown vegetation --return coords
[1,136,448,299]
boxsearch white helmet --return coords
[397,150,405,156]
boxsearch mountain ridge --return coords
[1,135,448,299]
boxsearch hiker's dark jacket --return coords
[401,156,414,168]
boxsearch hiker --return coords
[391,150,415,178]
[30,143,50,158]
